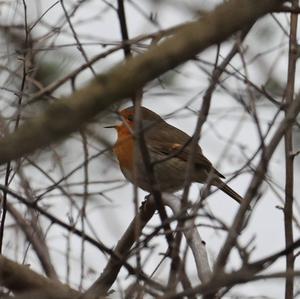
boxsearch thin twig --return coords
[283,1,298,298]
[214,92,300,280]
[60,0,96,76]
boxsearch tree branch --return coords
[6,201,58,280]
[162,193,212,283]
[284,1,298,298]
[0,0,282,165]
[0,255,78,297]
[83,199,160,298]
[214,92,300,276]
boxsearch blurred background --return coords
[0,0,299,298]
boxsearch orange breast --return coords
[113,125,134,171]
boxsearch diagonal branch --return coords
[0,0,282,165]
[6,201,58,280]
[215,92,300,275]
[0,255,79,298]
[83,199,160,298]
[162,237,300,298]
[162,194,212,282]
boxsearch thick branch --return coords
[0,255,78,297]
[162,193,212,283]
[0,185,160,288]
[0,0,282,165]
[84,199,158,298]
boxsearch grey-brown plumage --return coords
[113,106,243,204]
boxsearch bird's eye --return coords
[127,114,134,121]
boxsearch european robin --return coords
[108,106,243,204]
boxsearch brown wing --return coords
[145,122,225,179]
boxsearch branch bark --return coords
[284,1,298,298]
[0,255,78,298]
[6,202,58,280]
[161,237,300,298]
[214,92,300,279]
[83,199,159,298]
[162,193,212,283]
[0,0,282,165]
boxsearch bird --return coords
[107,106,243,204]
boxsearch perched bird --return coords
[108,106,243,204]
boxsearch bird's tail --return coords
[213,179,243,205]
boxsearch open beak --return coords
[104,111,122,129]
[104,125,118,129]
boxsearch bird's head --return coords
[105,106,163,135]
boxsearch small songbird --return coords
[108,106,243,204]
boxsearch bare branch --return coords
[162,193,212,283]
[283,1,298,298]
[161,237,300,298]
[215,93,300,276]
[84,198,160,298]
[0,255,78,297]
[6,202,58,280]
[0,0,282,165]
